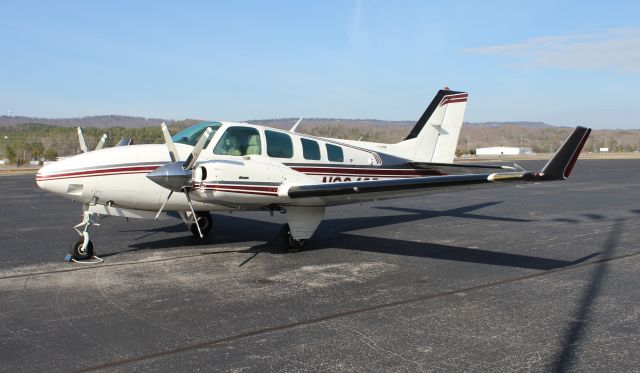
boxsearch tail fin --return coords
[390,89,468,163]
[541,126,591,180]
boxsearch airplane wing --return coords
[409,161,517,174]
[287,126,590,206]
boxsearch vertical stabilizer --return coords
[388,89,468,163]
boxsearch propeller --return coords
[77,128,88,153]
[95,134,107,151]
[161,122,179,162]
[147,124,214,237]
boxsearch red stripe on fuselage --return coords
[36,165,162,181]
[203,188,278,197]
[201,184,279,193]
[199,183,279,196]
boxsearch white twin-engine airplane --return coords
[36,89,591,260]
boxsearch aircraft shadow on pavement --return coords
[121,201,598,271]
[550,218,624,372]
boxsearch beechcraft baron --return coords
[36,89,591,260]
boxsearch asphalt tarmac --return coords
[1,159,639,372]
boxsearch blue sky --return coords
[1,0,639,128]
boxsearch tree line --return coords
[0,121,197,165]
[1,121,639,166]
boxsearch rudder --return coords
[389,89,468,163]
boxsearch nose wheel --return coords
[279,224,307,253]
[71,237,94,261]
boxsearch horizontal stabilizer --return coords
[410,161,516,175]
[540,126,591,180]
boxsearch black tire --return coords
[190,211,213,237]
[279,224,307,253]
[71,238,94,261]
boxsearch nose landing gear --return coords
[70,207,100,261]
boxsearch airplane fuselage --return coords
[36,121,435,212]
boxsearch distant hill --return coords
[0,115,193,128]
[249,118,557,130]
[1,115,638,156]
[465,121,556,129]
[0,115,559,130]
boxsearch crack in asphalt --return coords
[68,250,640,373]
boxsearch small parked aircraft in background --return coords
[36,89,591,260]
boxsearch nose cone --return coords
[35,163,53,190]
[147,161,192,192]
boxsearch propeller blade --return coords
[77,128,88,153]
[183,127,213,170]
[161,122,179,162]
[95,134,107,151]
[184,190,203,238]
[155,190,173,220]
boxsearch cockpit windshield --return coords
[171,122,222,147]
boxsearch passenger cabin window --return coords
[213,126,262,156]
[326,144,344,162]
[265,130,293,158]
[301,138,321,160]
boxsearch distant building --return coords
[599,147,609,153]
[475,146,533,156]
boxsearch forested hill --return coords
[0,115,199,128]
[0,115,552,130]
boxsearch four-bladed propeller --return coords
[146,123,213,238]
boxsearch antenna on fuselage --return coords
[290,117,304,132]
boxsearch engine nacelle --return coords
[192,157,311,207]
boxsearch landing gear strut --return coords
[279,224,307,253]
[71,207,99,261]
[190,211,213,238]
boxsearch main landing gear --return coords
[189,211,213,238]
[279,224,307,253]
[70,207,99,261]
[278,206,325,253]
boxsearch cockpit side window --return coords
[213,126,262,156]
[172,122,222,147]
